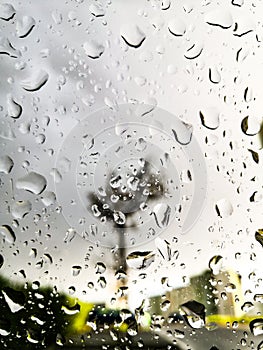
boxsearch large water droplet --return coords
[172,121,193,145]
[0,155,13,174]
[0,3,15,21]
[2,287,25,313]
[11,200,32,219]
[120,24,146,48]
[255,229,263,248]
[83,40,104,59]
[249,319,263,336]
[209,66,221,84]
[200,107,220,130]
[126,251,155,270]
[184,42,203,60]
[41,191,56,206]
[152,204,171,229]
[7,94,22,119]
[215,198,233,218]
[0,225,16,243]
[241,116,261,136]
[180,300,206,329]
[155,237,171,261]
[16,15,35,38]
[0,37,21,58]
[16,172,47,194]
[20,70,49,92]
[205,9,233,29]
[168,19,186,36]
[89,3,105,17]
[0,254,4,269]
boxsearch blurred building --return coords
[149,269,244,318]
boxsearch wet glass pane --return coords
[0,0,263,349]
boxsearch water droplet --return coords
[200,107,220,130]
[89,3,105,17]
[168,19,186,36]
[97,276,106,288]
[95,262,106,274]
[0,36,21,58]
[120,24,146,48]
[16,172,47,194]
[0,3,15,21]
[184,42,203,60]
[232,0,244,6]
[215,198,233,218]
[61,303,81,315]
[161,0,171,10]
[16,15,35,38]
[241,301,254,313]
[20,70,49,92]
[11,200,32,219]
[244,86,253,102]
[2,287,25,313]
[233,16,255,37]
[205,9,233,29]
[254,294,263,303]
[50,168,62,183]
[258,341,263,350]
[41,191,56,206]
[172,121,193,145]
[113,211,126,225]
[152,203,171,229]
[72,265,82,276]
[209,255,223,275]
[249,319,263,336]
[7,94,22,119]
[155,237,171,261]
[83,40,104,59]
[0,155,13,174]
[248,149,259,164]
[209,66,221,84]
[0,225,16,243]
[161,299,171,311]
[0,254,4,269]
[126,251,155,270]
[180,300,206,329]
[241,116,261,136]
[51,9,63,24]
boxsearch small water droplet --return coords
[72,265,82,276]
[200,107,220,130]
[168,19,186,36]
[215,198,233,218]
[209,66,221,84]
[209,255,223,275]
[41,191,56,206]
[155,237,171,261]
[7,94,22,119]
[83,40,104,59]
[152,203,171,228]
[241,116,261,136]
[184,42,203,60]
[126,251,155,270]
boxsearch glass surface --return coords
[0,0,263,349]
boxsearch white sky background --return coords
[0,0,263,310]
